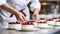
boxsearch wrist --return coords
[33,8,40,14]
[14,11,20,18]
[34,11,39,14]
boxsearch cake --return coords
[28,20,37,27]
[55,20,60,29]
[57,16,60,21]
[14,21,21,30]
[21,21,34,30]
[9,21,21,30]
[53,17,58,22]
[9,22,16,29]
[40,18,46,22]
[55,20,60,25]
[37,21,48,28]
[47,19,55,25]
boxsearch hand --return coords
[0,3,26,22]
[16,12,26,22]
[32,12,40,22]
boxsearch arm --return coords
[0,3,19,17]
[30,0,41,22]
[33,8,40,22]
[0,3,26,22]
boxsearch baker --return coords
[0,0,26,29]
[8,0,41,21]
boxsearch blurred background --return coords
[28,0,60,19]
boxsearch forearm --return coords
[33,8,40,14]
[0,3,19,17]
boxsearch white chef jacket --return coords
[0,0,6,6]
[0,0,7,28]
[0,0,17,28]
[0,0,41,28]
[7,0,41,20]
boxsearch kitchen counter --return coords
[0,29,43,34]
[0,23,60,34]
[0,28,54,34]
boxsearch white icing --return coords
[21,25,34,30]
[47,21,55,25]
[37,23,48,27]
[15,24,21,30]
[55,22,60,25]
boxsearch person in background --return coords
[0,0,26,28]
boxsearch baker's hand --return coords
[16,12,26,22]
[32,12,40,22]
[0,3,26,22]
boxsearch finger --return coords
[34,14,37,20]
[36,15,40,22]
[32,14,36,20]
[18,16,25,22]
[22,15,26,21]
[34,14,39,21]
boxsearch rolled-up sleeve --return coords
[0,0,6,6]
[30,0,41,12]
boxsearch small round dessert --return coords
[53,17,58,22]
[9,22,16,29]
[37,21,48,28]
[55,20,60,29]
[21,22,34,30]
[55,20,60,25]
[47,19,55,25]
[57,17,60,21]
[40,18,46,22]
[28,20,37,27]
[9,21,21,30]
[14,21,21,30]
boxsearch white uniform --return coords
[0,0,6,6]
[7,0,41,20]
[0,0,17,28]
[0,0,41,28]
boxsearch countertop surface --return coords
[0,28,54,34]
[0,23,60,34]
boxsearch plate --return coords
[16,28,39,32]
[7,28,15,30]
[37,27,53,29]
[48,24,60,26]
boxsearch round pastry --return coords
[9,21,21,30]
[57,17,60,21]
[28,20,37,27]
[53,17,58,22]
[37,21,48,28]
[9,22,16,29]
[55,20,60,29]
[21,21,34,30]
[55,20,60,25]
[40,18,46,22]
[14,21,21,30]
[47,19,55,25]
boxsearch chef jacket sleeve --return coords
[30,0,41,12]
[0,0,6,6]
